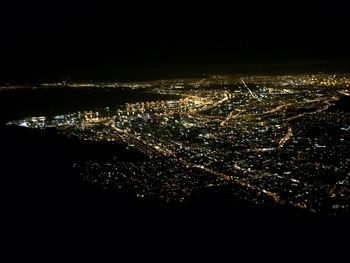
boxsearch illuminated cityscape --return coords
[8,74,350,214]
[2,0,350,260]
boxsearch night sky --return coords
[1,1,349,82]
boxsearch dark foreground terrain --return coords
[1,81,350,262]
[2,126,349,262]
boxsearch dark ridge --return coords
[1,122,350,261]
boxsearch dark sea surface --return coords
[1,82,349,262]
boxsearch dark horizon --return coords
[1,1,350,83]
[2,59,350,85]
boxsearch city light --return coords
[7,74,350,214]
